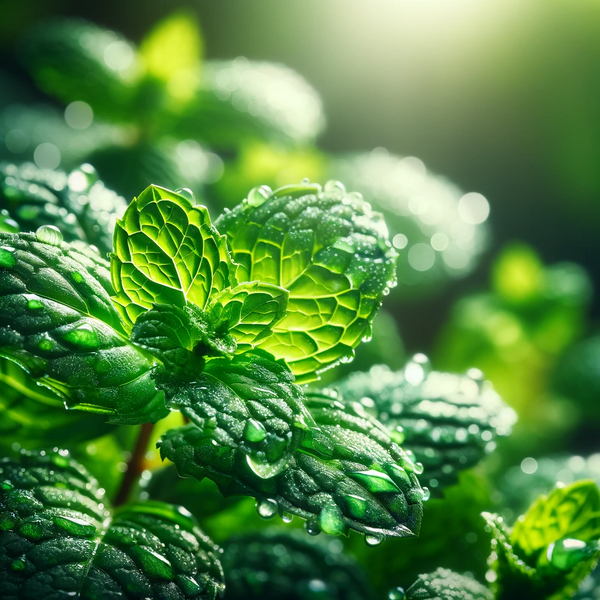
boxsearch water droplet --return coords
[71,272,84,284]
[11,559,25,571]
[62,323,99,350]
[422,487,431,501]
[301,177,310,184]
[0,246,16,269]
[548,538,596,570]
[244,418,267,443]
[365,533,384,547]
[246,185,272,208]
[414,462,424,475]
[256,498,278,519]
[282,512,293,523]
[1,480,14,491]
[388,587,406,600]
[175,188,195,202]
[27,299,43,310]
[38,337,54,351]
[246,453,290,479]
[35,225,63,246]
[318,504,344,535]
[305,520,321,536]
[324,180,346,194]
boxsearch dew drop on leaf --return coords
[365,533,384,547]
[388,587,406,600]
[1,480,14,491]
[282,512,293,523]
[305,520,321,536]
[256,498,278,519]
[175,188,195,202]
[10,559,25,571]
[35,225,63,246]
[246,185,272,208]
[27,299,43,310]
[62,323,100,350]
[244,419,267,443]
[0,246,16,269]
[548,538,595,571]
[318,504,345,535]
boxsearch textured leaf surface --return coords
[404,568,492,600]
[160,350,308,481]
[0,450,224,599]
[160,388,424,540]
[169,59,325,147]
[207,281,289,352]
[111,185,233,327]
[0,233,166,424]
[0,162,126,255]
[21,19,140,120]
[334,355,515,494]
[216,181,397,382]
[222,529,374,600]
[0,358,113,449]
[483,482,600,600]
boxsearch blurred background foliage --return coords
[2,0,600,597]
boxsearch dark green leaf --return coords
[111,185,233,328]
[160,349,309,481]
[160,387,424,540]
[0,162,126,255]
[0,232,166,424]
[403,568,492,600]
[0,358,114,450]
[215,180,398,382]
[222,529,374,600]
[21,19,141,121]
[0,449,224,599]
[333,355,515,494]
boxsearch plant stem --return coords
[114,422,154,507]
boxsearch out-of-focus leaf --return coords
[484,480,600,600]
[21,19,141,120]
[160,387,424,541]
[169,59,325,148]
[0,232,166,424]
[402,568,492,600]
[0,358,114,450]
[139,11,202,105]
[216,181,397,382]
[222,529,375,600]
[333,355,515,494]
[160,350,308,481]
[327,149,490,296]
[111,184,233,327]
[0,162,126,255]
[0,449,224,599]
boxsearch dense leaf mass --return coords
[160,388,424,540]
[404,568,492,600]
[222,529,374,600]
[0,450,224,599]
[0,232,166,424]
[0,162,126,255]
[334,356,515,494]
[215,181,398,382]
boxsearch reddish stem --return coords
[114,422,154,507]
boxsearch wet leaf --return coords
[403,568,492,600]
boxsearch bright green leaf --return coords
[216,181,398,382]
[333,355,516,495]
[0,449,224,599]
[403,568,492,600]
[208,281,289,352]
[139,11,202,104]
[111,185,234,327]
[0,232,166,424]
[0,162,126,256]
[222,529,375,600]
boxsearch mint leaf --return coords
[0,162,126,256]
[208,281,288,352]
[170,60,325,148]
[222,530,375,600]
[334,356,516,494]
[21,19,141,121]
[160,388,424,540]
[0,450,224,599]
[216,181,398,382]
[0,232,166,424]
[0,358,114,450]
[403,568,492,600]
[160,350,309,481]
[111,185,233,327]
[484,481,600,600]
